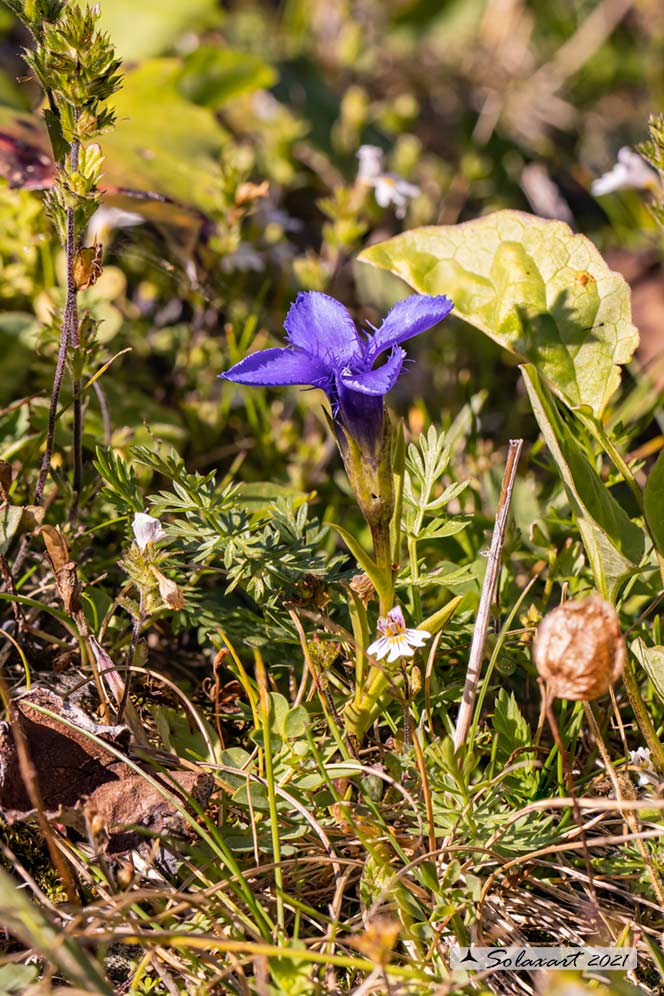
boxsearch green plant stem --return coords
[68,132,82,504]
[346,664,392,739]
[348,588,369,693]
[256,655,285,940]
[584,414,643,512]
[407,534,421,618]
[345,514,395,738]
[622,657,664,774]
[34,307,70,505]
[35,135,81,507]
[573,414,664,753]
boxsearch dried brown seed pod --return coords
[534,594,626,700]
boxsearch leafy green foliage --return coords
[87,0,217,61]
[644,449,664,557]
[101,59,229,215]
[359,211,638,417]
[179,47,277,108]
[93,445,142,515]
[491,688,539,800]
[522,364,644,599]
[631,638,664,706]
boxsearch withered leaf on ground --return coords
[0,688,213,854]
[0,687,129,819]
[41,525,82,614]
[89,770,214,855]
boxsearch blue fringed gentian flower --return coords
[219,291,453,457]
[220,290,452,566]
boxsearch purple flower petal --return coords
[219,347,330,387]
[284,292,362,368]
[338,346,406,396]
[365,294,453,364]
[335,385,385,455]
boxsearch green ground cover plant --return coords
[0,2,663,994]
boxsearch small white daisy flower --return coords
[591,147,659,197]
[367,606,431,663]
[132,512,167,551]
[356,145,420,219]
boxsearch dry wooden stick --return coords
[453,439,523,752]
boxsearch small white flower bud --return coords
[132,512,166,551]
[591,147,659,196]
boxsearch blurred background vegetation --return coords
[0,0,662,478]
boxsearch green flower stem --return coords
[34,122,82,507]
[348,588,369,693]
[345,663,393,741]
[581,413,643,512]
[622,656,664,774]
[68,129,83,503]
[407,535,421,618]
[256,654,286,939]
[337,411,400,740]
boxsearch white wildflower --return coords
[132,512,167,551]
[629,746,654,769]
[629,746,655,787]
[591,147,659,197]
[86,206,143,245]
[367,606,430,663]
[356,144,420,219]
[373,175,420,218]
[357,144,385,184]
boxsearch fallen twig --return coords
[453,439,523,752]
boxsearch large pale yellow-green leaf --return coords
[359,210,638,417]
[78,0,218,62]
[102,59,227,216]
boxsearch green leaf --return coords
[522,364,644,599]
[100,59,228,217]
[268,691,289,738]
[43,106,69,163]
[359,210,638,417]
[179,47,277,108]
[328,521,390,601]
[283,705,308,740]
[80,0,218,61]
[149,704,219,764]
[493,688,531,757]
[232,781,270,811]
[631,638,664,705]
[269,944,313,996]
[0,504,44,554]
[0,965,38,994]
[419,594,463,635]
[644,450,664,556]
